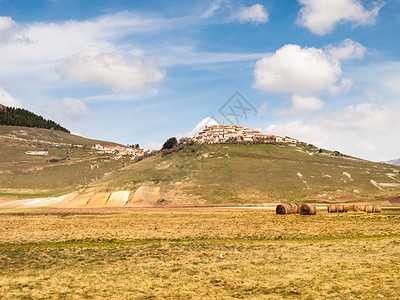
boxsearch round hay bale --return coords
[289,203,300,214]
[299,203,317,215]
[365,204,374,213]
[327,204,337,213]
[336,204,344,213]
[359,204,366,212]
[344,205,350,213]
[348,204,359,212]
[276,204,293,215]
[374,205,382,213]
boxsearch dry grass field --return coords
[1,208,400,299]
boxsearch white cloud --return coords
[254,44,340,95]
[186,117,219,137]
[202,0,225,19]
[297,0,385,35]
[264,102,400,161]
[0,16,15,32]
[0,16,16,42]
[355,139,377,152]
[159,45,264,66]
[329,78,353,95]
[323,102,399,132]
[56,47,164,93]
[239,4,269,24]
[291,94,324,113]
[253,41,367,105]
[326,39,367,60]
[0,86,22,107]
[43,98,91,124]
[59,98,91,120]
[0,12,170,90]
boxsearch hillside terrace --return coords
[194,125,302,145]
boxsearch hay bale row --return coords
[347,204,360,212]
[276,203,316,215]
[328,204,349,213]
[364,204,382,213]
[328,204,381,213]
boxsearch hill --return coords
[0,104,69,132]
[0,125,126,199]
[85,143,400,205]
[1,129,400,205]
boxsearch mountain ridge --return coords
[382,158,400,166]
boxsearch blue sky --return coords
[0,0,399,161]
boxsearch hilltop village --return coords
[21,124,306,160]
[95,125,305,159]
[94,144,151,159]
[193,124,303,145]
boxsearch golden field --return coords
[1,208,400,299]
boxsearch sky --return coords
[0,0,399,162]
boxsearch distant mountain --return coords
[382,158,400,166]
[0,103,69,133]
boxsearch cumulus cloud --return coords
[0,13,168,92]
[254,44,340,95]
[291,94,324,113]
[0,16,15,32]
[324,102,399,132]
[56,48,165,93]
[239,4,269,24]
[0,86,22,107]
[263,102,400,161]
[253,40,367,103]
[0,16,16,42]
[297,0,385,35]
[326,39,367,60]
[186,117,219,137]
[329,78,353,95]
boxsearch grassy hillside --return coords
[0,125,128,199]
[1,127,399,204]
[87,143,400,204]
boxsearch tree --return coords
[0,105,69,133]
[162,137,177,149]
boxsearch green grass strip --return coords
[1,234,400,250]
